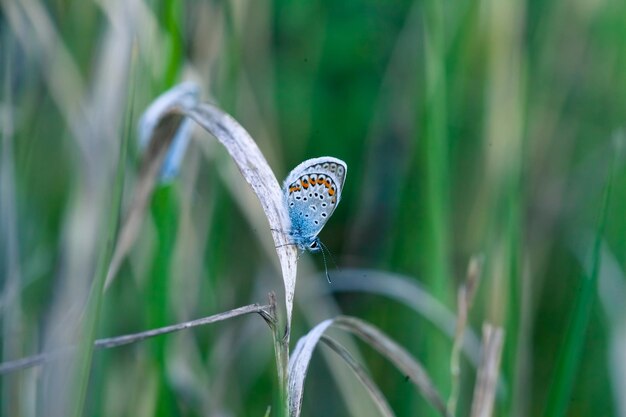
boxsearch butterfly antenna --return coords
[319,240,340,273]
[318,240,332,283]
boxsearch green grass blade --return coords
[418,0,452,414]
[163,0,183,87]
[148,183,179,417]
[69,86,131,417]
[543,144,617,417]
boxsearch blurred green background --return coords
[1,0,625,416]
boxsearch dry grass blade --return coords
[333,316,451,417]
[188,103,297,408]
[102,83,297,412]
[107,83,296,334]
[0,303,272,374]
[3,0,86,141]
[448,255,483,414]
[321,335,396,417]
[326,268,482,366]
[470,324,504,417]
[105,82,200,289]
[187,102,297,329]
[95,303,272,348]
[183,97,297,411]
[288,319,334,416]
[104,112,186,288]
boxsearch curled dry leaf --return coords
[106,83,297,336]
[104,82,198,289]
[104,111,187,288]
[288,319,334,416]
[333,316,451,417]
[105,82,302,415]
[321,335,396,417]
[187,102,297,330]
[288,316,451,417]
[325,268,481,366]
[138,82,199,181]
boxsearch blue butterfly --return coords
[283,157,347,256]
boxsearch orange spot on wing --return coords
[328,187,335,196]
[302,178,309,188]
[317,178,324,185]
[324,180,331,188]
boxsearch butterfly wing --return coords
[284,156,347,191]
[283,157,347,243]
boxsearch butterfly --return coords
[283,157,347,259]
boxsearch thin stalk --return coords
[448,256,483,415]
[470,325,505,417]
[268,293,289,417]
[0,303,272,374]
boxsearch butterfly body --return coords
[283,157,347,252]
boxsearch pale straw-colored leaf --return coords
[288,316,450,417]
[325,268,481,366]
[102,83,297,413]
[101,82,298,412]
[137,81,200,150]
[288,319,334,416]
[106,84,297,332]
[3,0,85,142]
[333,316,452,417]
[320,335,396,417]
[186,102,297,328]
[296,264,393,417]
[449,255,483,415]
[105,113,186,288]
[137,82,198,181]
[470,324,504,417]
[0,303,271,374]
[5,2,133,415]
[105,82,199,289]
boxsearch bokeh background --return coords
[1,0,626,416]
